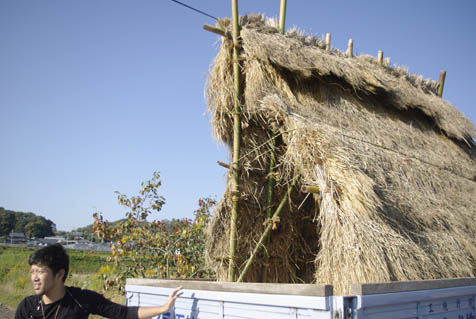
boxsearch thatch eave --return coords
[237,24,475,142]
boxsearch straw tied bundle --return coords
[205,14,476,294]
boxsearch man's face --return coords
[29,264,63,296]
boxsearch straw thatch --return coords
[205,14,476,294]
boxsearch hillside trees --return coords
[24,216,55,238]
[0,210,15,236]
[92,172,216,293]
[0,208,55,238]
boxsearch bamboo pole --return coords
[326,33,331,51]
[279,0,287,34]
[377,50,384,65]
[237,178,298,283]
[301,185,320,193]
[438,70,446,97]
[265,132,277,220]
[203,24,232,40]
[346,39,353,58]
[262,130,277,282]
[228,0,242,282]
[217,161,230,169]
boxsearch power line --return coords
[170,0,218,21]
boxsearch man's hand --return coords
[137,286,183,319]
[164,286,184,311]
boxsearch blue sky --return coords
[1,1,475,231]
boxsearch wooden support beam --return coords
[346,39,353,58]
[203,24,232,40]
[438,70,446,97]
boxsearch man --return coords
[15,243,183,319]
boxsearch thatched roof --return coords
[205,15,476,294]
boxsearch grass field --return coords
[0,245,121,313]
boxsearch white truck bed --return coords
[125,277,476,319]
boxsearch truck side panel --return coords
[355,286,476,319]
[126,284,333,319]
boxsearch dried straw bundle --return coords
[205,14,476,294]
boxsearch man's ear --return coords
[55,269,66,282]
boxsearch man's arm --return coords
[137,287,183,319]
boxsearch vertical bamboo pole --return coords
[265,130,277,220]
[438,70,446,97]
[326,33,331,51]
[228,0,242,282]
[279,0,287,34]
[237,178,298,282]
[346,39,353,58]
[377,50,384,65]
[262,130,277,282]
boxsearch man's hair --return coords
[29,243,69,282]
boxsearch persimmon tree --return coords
[92,172,216,293]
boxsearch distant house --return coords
[9,231,27,244]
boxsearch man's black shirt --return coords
[15,286,139,319]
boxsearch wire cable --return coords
[170,0,218,21]
[234,122,475,183]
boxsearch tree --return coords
[24,216,55,238]
[0,209,16,236]
[0,208,55,238]
[13,212,34,233]
[92,172,216,293]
